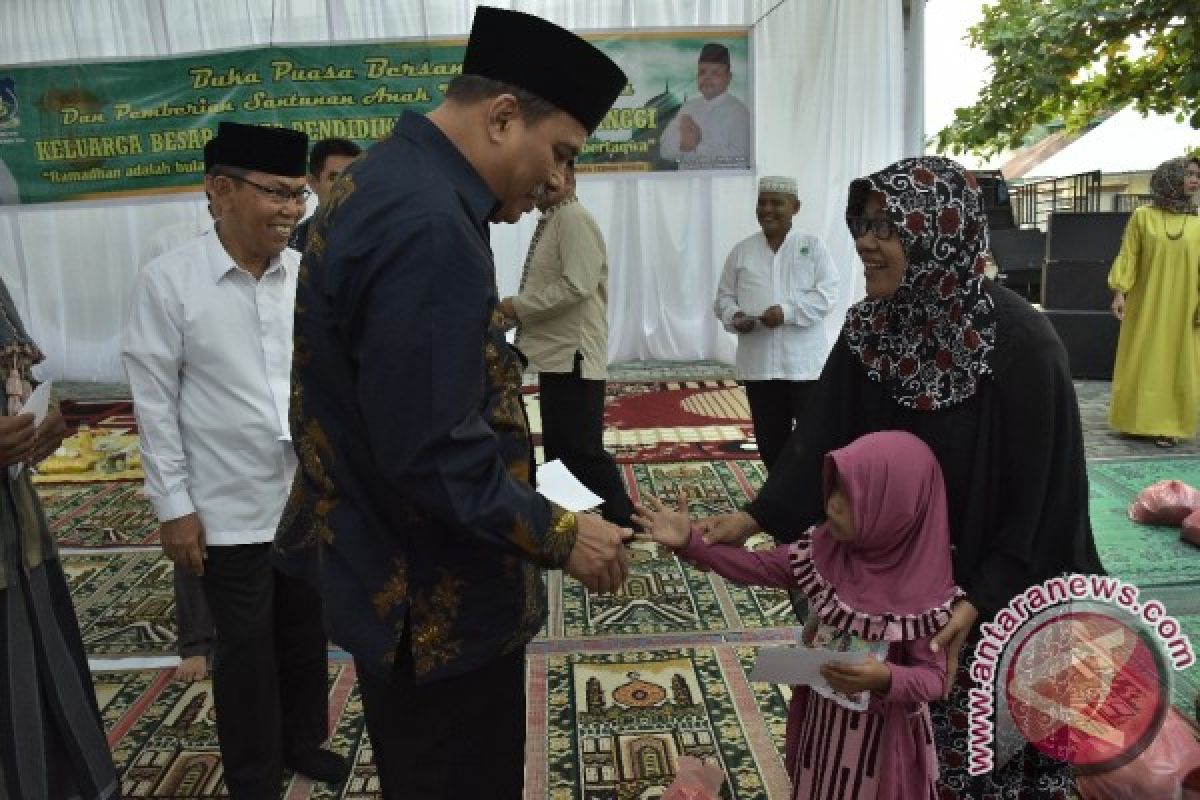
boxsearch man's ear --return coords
[205,174,235,215]
[484,93,521,144]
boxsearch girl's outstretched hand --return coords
[632,491,692,549]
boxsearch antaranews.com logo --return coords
[968,574,1195,775]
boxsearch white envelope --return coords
[748,644,867,688]
[10,380,53,479]
[535,459,603,513]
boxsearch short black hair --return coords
[445,75,562,126]
[698,43,730,67]
[309,138,362,177]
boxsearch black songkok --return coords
[203,121,309,176]
[698,43,731,67]
[462,6,627,134]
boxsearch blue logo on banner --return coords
[0,78,19,129]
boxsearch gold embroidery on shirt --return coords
[371,556,410,620]
[411,569,464,676]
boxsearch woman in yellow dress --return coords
[1109,156,1200,446]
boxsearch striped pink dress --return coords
[681,528,954,800]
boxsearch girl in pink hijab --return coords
[635,430,963,800]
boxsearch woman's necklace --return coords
[1166,215,1190,241]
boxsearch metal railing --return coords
[1113,193,1156,212]
[1012,171,1102,229]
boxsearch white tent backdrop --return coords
[0,0,908,382]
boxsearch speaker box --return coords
[1042,309,1120,380]
[1041,260,1112,311]
[1045,211,1131,262]
[990,229,1045,302]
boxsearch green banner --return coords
[0,30,751,205]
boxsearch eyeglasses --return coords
[846,216,897,240]
[226,174,312,206]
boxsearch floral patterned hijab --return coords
[1150,156,1199,215]
[843,156,997,411]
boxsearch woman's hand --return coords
[632,491,692,549]
[0,412,35,468]
[821,655,891,694]
[930,598,978,699]
[30,406,66,465]
[698,510,759,547]
[1110,291,1125,321]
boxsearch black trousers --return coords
[744,379,814,470]
[539,353,634,527]
[201,543,329,799]
[173,566,214,660]
[356,641,527,799]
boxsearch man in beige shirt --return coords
[500,160,635,528]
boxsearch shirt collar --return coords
[206,225,287,283]
[392,112,500,233]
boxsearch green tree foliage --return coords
[936,0,1199,157]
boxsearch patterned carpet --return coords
[43,481,158,547]
[35,369,1200,797]
[98,663,374,799]
[65,550,177,658]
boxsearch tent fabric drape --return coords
[0,0,906,382]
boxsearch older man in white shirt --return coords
[715,175,840,468]
[122,121,347,798]
[659,42,751,170]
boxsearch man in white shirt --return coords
[122,121,347,798]
[714,175,840,468]
[659,43,751,170]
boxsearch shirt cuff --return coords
[783,303,798,325]
[152,490,195,523]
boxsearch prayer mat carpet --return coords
[40,481,158,546]
[73,453,1200,796]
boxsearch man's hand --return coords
[1110,291,1125,321]
[930,598,978,699]
[564,513,632,594]
[160,513,207,576]
[679,114,702,152]
[0,412,35,468]
[30,406,67,465]
[698,510,759,547]
[731,312,756,334]
[760,305,785,328]
[821,655,891,694]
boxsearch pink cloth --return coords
[681,537,945,800]
[679,430,961,799]
[814,430,959,616]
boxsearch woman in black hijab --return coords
[705,156,1104,797]
[0,278,118,798]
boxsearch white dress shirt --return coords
[122,227,297,545]
[714,228,840,381]
[660,91,752,170]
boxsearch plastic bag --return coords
[1077,709,1200,799]
[1182,509,1200,547]
[661,756,726,800]
[1128,480,1200,526]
